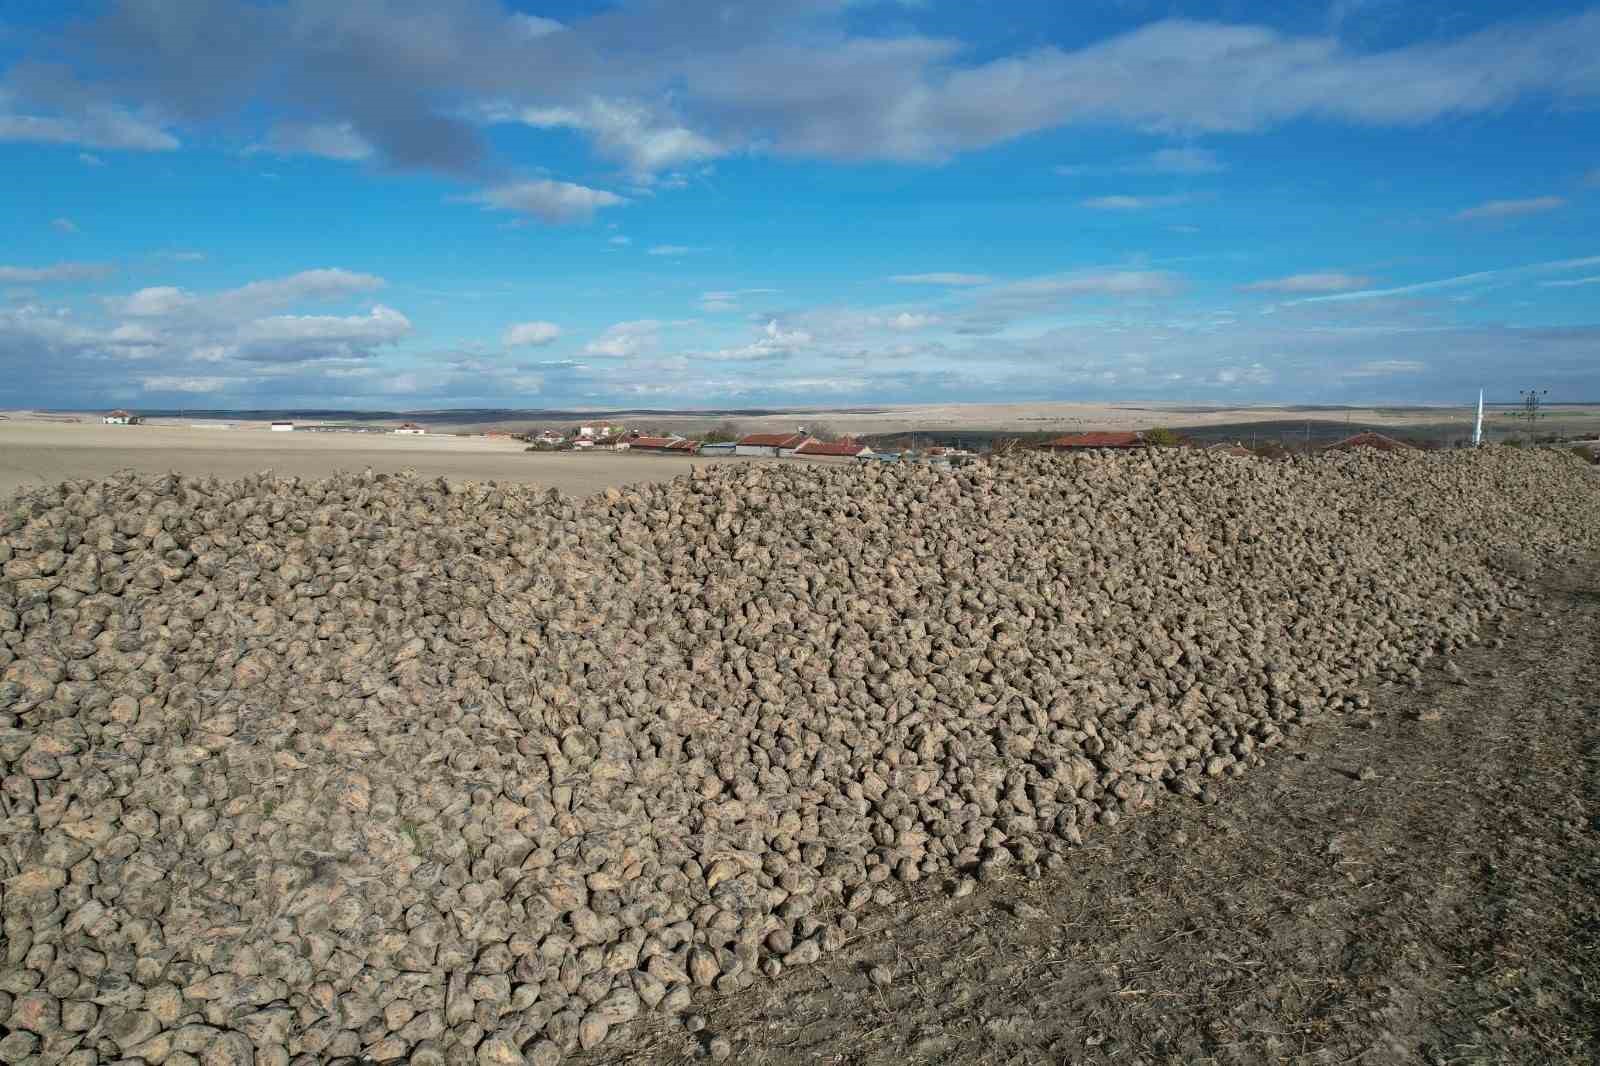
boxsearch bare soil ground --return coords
[581,562,1600,1066]
[0,421,734,501]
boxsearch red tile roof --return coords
[1042,431,1144,449]
[1323,431,1416,453]
[795,439,867,457]
[628,435,682,449]
[738,433,810,448]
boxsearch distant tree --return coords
[802,421,838,441]
[701,421,742,443]
[1142,427,1182,448]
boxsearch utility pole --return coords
[1472,389,1483,447]
[1519,388,1547,431]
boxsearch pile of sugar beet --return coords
[2,447,1597,1065]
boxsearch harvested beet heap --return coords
[2,448,1597,1065]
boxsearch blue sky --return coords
[2,0,1599,410]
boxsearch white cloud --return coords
[20,4,1600,175]
[235,305,411,362]
[52,217,80,234]
[889,273,992,286]
[1057,147,1226,176]
[1212,363,1274,386]
[1541,275,1600,287]
[585,319,666,357]
[0,109,178,151]
[1342,359,1426,378]
[254,121,375,161]
[987,271,1180,304]
[121,286,197,317]
[699,288,778,312]
[120,268,384,318]
[609,235,631,245]
[0,262,113,283]
[495,98,723,176]
[1080,194,1192,210]
[706,319,813,361]
[78,152,104,167]
[503,320,562,347]
[468,180,627,223]
[1242,272,1375,293]
[141,375,230,393]
[647,244,707,256]
[887,312,940,330]
[1451,196,1566,221]
[1293,255,1600,304]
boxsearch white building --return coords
[393,422,426,435]
[269,421,295,432]
[103,409,131,425]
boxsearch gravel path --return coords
[583,561,1600,1065]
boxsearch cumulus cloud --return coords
[468,180,627,223]
[1452,196,1566,221]
[20,2,1600,174]
[1241,272,1375,293]
[234,305,411,362]
[503,320,562,347]
[889,273,992,286]
[0,262,113,283]
[489,98,723,176]
[119,268,383,318]
[584,319,667,358]
[706,319,813,361]
[886,312,940,330]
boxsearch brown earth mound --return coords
[1,448,1596,1065]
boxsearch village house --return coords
[793,439,873,460]
[736,432,810,457]
[102,409,133,425]
[627,434,699,454]
[269,420,295,432]
[393,422,426,435]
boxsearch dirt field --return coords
[0,421,727,502]
[580,562,1600,1066]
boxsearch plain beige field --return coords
[0,420,727,502]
